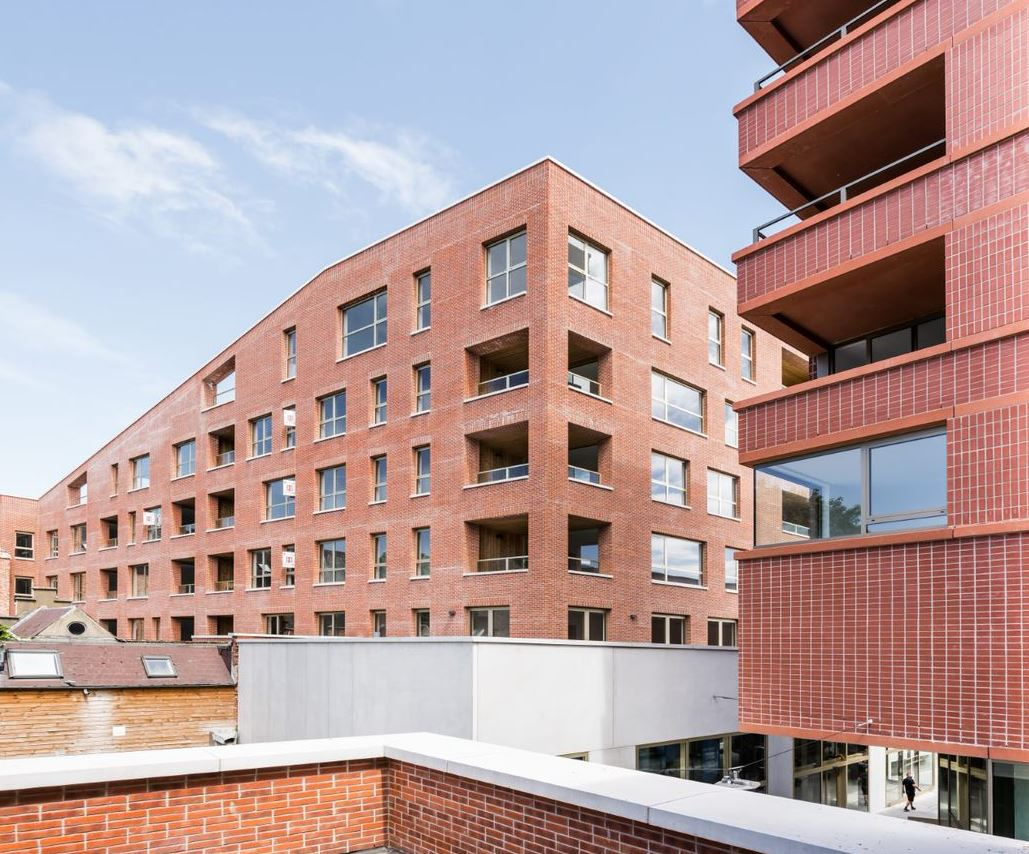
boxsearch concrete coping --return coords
[0,733,1022,854]
[232,634,736,651]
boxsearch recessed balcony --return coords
[469,514,529,574]
[466,329,529,399]
[466,422,529,487]
[568,515,607,575]
[568,424,610,488]
[568,332,611,401]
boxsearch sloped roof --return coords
[8,607,75,639]
[0,641,234,690]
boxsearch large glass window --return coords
[265,478,295,520]
[794,741,870,812]
[567,234,609,311]
[829,315,945,376]
[651,452,687,506]
[638,735,766,789]
[755,430,946,545]
[318,390,347,439]
[651,534,703,586]
[651,279,668,338]
[486,231,527,305]
[652,371,704,433]
[250,548,272,589]
[318,538,346,584]
[319,465,346,511]
[470,607,509,637]
[342,291,387,357]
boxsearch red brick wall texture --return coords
[0,759,759,854]
[33,159,786,643]
[735,0,1029,757]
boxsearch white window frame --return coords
[175,439,196,477]
[567,233,609,311]
[415,270,431,330]
[742,328,756,381]
[724,548,739,592]
[372,455,387,502]
[707,469,739,519]
[319,611,346,637]
[414,363,431,413]
[724,403,739,448]
[318,390,347,439]
[131,454,150,490]
[708,618,738,647]
[485,231,527,305]
[413,446,430,496]
[251,414,273,457]
[250,548,272,589]
[282,544,295,587]
[265,613,294,636]
[651,279,669,339]
[708,309,724,366]
[651,534,703,587]
[14,531,34,559]
[651,371,705,434]
[342,290,387,357]
[318,538,346,584]
[568,607,607,641]
[469,607,510,637]
[372,532,387,580]
[319,465,347,511]
[652,613,689,645]
[371,377,387,425]
[283,406,296,449]
[414,527,431,577]
[265,478,296,520]
[651,452,687,506]
[284,327,297,379]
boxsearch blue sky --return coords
[0,1,775,498]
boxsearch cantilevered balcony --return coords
[466,329,529,399]
[467,422,529,486]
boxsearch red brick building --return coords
[0,495,40,616]
[27,159,786,645]
[733,0,1029,836]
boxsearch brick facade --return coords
[0,494,39,616]
[734,0,1029,760]
[28,160,786,643]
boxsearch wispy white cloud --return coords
[0,291,122,361]
[200,110,455,215]
[0,84,258,253]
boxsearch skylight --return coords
[6,650,62,679]
[141,656,177,678]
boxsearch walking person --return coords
[902,771,921,812]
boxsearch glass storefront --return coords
[938,754,988,834]
[994,761,1029,841]
[794,741,869,811]
[638,733,767,790]
[886,749,934,805]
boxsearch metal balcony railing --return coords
[215,450,236,466]
[568,465,601,485]
[214,579,234,592]
[754,0,896,91]
[178,583,195,594]
[568,372,601,397]
[568,556,601,573]
[179,523,196,535]
[215,515,235,529]
[105,538,118,548]
[782,521,811,538]
[477,369,529,396]
[753,138,946,241]
[477,464,529,484]
[477,555,529,573]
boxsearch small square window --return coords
[142,656,177,678]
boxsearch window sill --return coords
[411,409,431,418]
[171,473,195,482]
[568,478,613,492]
[481,291,526,311]
[127,486,150,494]
[726,588,739,595]
[708,361,726,371]
[207,463,234,472]
[462,569,529,577]
[245,587,273,593]
[282,376,295,384]
[281,446,295,453]
[246,453,273,462]
[368,500,387,506]
[651,416,706,438]
[653,334,671,345]
[170,592,194,598]
[142,538,161,545]
[652,498,692,510]
[741,376,758,386]
[45,556,58,561]
[313,433,346,444]
[463,476,529,490]
[707,512,742,522]
[201,399,234,414]
[369,421,386,429]
[261,516,296,524]
[337,341,387,363]
[70,550,86,557]
[205,526,234,533]
[313,582,345,588]
[98,545,118,552]
[568,386,612,405]
[126,596,149,601]
[651,579,707,590]
[280,584,295,590]
[569,570,613,579]
[410,492,430,499]
[65,504,87,511]
[170,533,195,540]
[464,383,529,404]
[368,578,386,584]
[99,597,117,603]
[411,326,430,336]
[206,590,233,595]
[568,294,612,317]
[409,574,430,581]
[314,507,346,516]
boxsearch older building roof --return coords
[8,607,77,639]
[0,641,234,690]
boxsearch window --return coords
[250,548,272,589]
[265,478,295,520]
[707,470,739,519]
[372,532,387,580]
[284,327,297,379]
[651,371,704,433]
[131,454,150,489]
[708,618,737,647]
[651,534,703,586]
[828,315,945,376]
[282,544,295,587]
[48,530,58,558]
[413,446,430,496]
[14,532,33,559]
[567,234,609,311]
[371,455,387,502]
[486,231,527,304]
[266,613,294,636]
[708,310,724,366]
[127,512,136,544]
[342,290,387,357]
[6,650,62,679]
[175,440,196,477]
[319,465,347,511]
[100,618,117,635]
[638,734,766,789]
[371,376,388,425]
[212,369,236,406]
[319,612,346,637]
[283,406,296,449]
[651,452,687,506]
[143,506,162,541]
[651,279,668,338]
[724,403,738,448]
[415,270,431,330]
[14,576,32,597]
[70,572,85,601]
[652,614,688,645]
[724,548,739,592]
[470,607,510,637]
[741,328,756,381]
[372,610,387,637]
[414,527,431,577]
[110,463,119,494]
[71,524,87,553]
[568,608,606,641]
[142,656,176,678]
[414,363,431,413]
[754,429,947,544]
[318,538,346,584]
[251,414,273,457]
[130,564,149,598]
[415,609,431,637]
[318,390,347,439]
[101,568,117,598]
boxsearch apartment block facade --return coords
[734,0,1029,837]
[0,494,40,615]
[28,160,785,645]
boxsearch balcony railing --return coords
[215,450,236,466]
[782,521,812,538]
[178,524,196,535]
[568,556,600,573]
[753,138,946,240]
[477,555,529,573]
[215,515,235,529]
[568,465,601,485]
[178,583,195,594]
[105,538,118,548]
[214,579,234,592]
[477,370,529,396]
[567,372,601,397]
[477,464,529,484]
[754,0,896,91]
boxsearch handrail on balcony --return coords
[753,138,946,241]
[106,538,118,548]
[179,524,196,535]
[214,579,234,591]
[754,0,896,91]
[215,450,236,466]
[477,555,529,573]
[477,463,529,484]
[782,521,812,538]
[568,371,601,397]
[215,515,235,529]
[568,465,601,485]
[178,583,195,594]
[568,556,600,573]
[477,369,529,396]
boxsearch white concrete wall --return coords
[238,637,739,764]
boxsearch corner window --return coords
[318,390,347,439]
[265,478,296,520]
[651,279,669,338]
[319,465,346,511]
[741,328,756,381]
[486,231,527,305]
[14,532,34,559]
[651,371,705,433]
[755,429,946,545]
[651,534,703,586]
[708,310,724,366]
[175,440,196,477]
[142,656,177,678]
[415,270,431,330]
[342,290,387,357]
[567,234,608,311]
[284,327,297,379]
[707,470,739,519]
